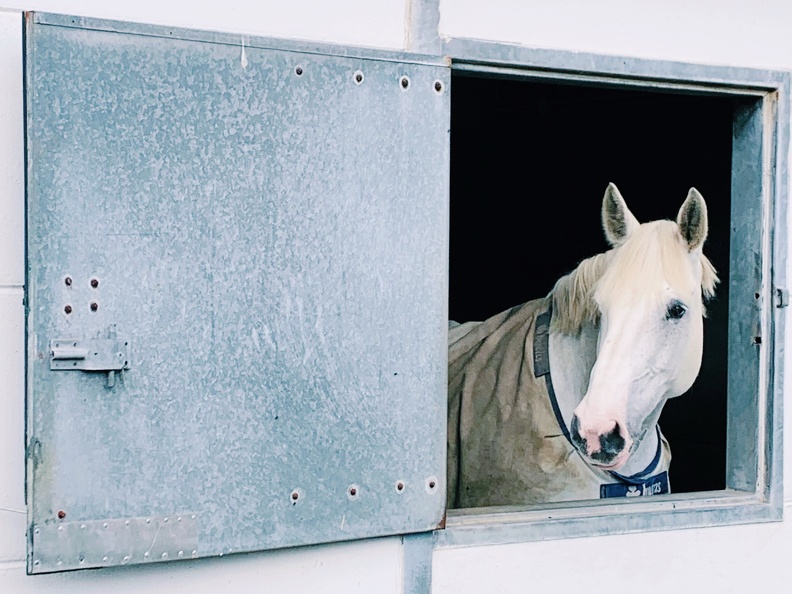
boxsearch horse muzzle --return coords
[570,415,630,469]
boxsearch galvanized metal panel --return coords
[727,97,765,492]
[26,13,450,573]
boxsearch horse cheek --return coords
[670,320,704,396]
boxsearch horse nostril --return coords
[595,422,626,462]
[570,415,587,452]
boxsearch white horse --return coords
[447,184,718,507]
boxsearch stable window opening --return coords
[449,75,733,506]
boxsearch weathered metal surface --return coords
[31,514,200,572]
[26,13,450,573]
[727,97,766,493]
[444,37,787,93]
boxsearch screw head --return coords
[295,66,303,75]
[64,277,72,286]
[90,278,99,288]
[57,510,66,519]
[434,80,443,93]
[90,301,98,312]
[64,305,72,314]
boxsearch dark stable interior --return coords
[449,73,733,496]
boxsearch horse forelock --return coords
[550,220,718,335]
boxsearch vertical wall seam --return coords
[406,0,441,55]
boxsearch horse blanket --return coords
[447,297,671,508]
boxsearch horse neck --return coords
[548,319,661,476]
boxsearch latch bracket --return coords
[50,338,131,372]
[776,287,789,308]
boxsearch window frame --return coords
[434,37,787,549]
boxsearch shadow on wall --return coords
[449,74,733,494]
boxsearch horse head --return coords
[568,183,718,470]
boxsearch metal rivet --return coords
[80,524,86,530]
[347,484,359,499]
[191,550,198,558]
[291,490,300,502]
[90,301,98,312]
[125,520,130,526]
[123,555,131,562]
[177,516,182,522]
[144,552,150,558]
[64,277,72,286]
[79,557,85,564]
[64,305,72,314]
[58,526,63,532]
[91,278,99,288]
[425,476,438,493]
[162,552,168,559]
[34,528,40,534]
[354,70,364,85]
[146,518,151,524]
[163,517,169,523]
[191,514,196,520]
[400,75,410,90]
[178,550,184,558]
[34,559,40,566]
[103,522,108,529]
[295,66,303,76]
[57,560,62,566]
[434,80,443,93]
[103,556,108,562]
[396,480,405,493]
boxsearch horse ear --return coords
[602,183,639,247]
[677,188,708,252]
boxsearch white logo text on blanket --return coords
[600,472,669,498]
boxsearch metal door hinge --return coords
[775,287,789,308]
[50,338,131,387]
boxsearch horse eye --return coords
[666,301,687,321]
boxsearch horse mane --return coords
[549,220,719,335]
[548,251,613,335]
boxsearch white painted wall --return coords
[439,0,792,71]
[0,0,407,48]
[1,2,791,593]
